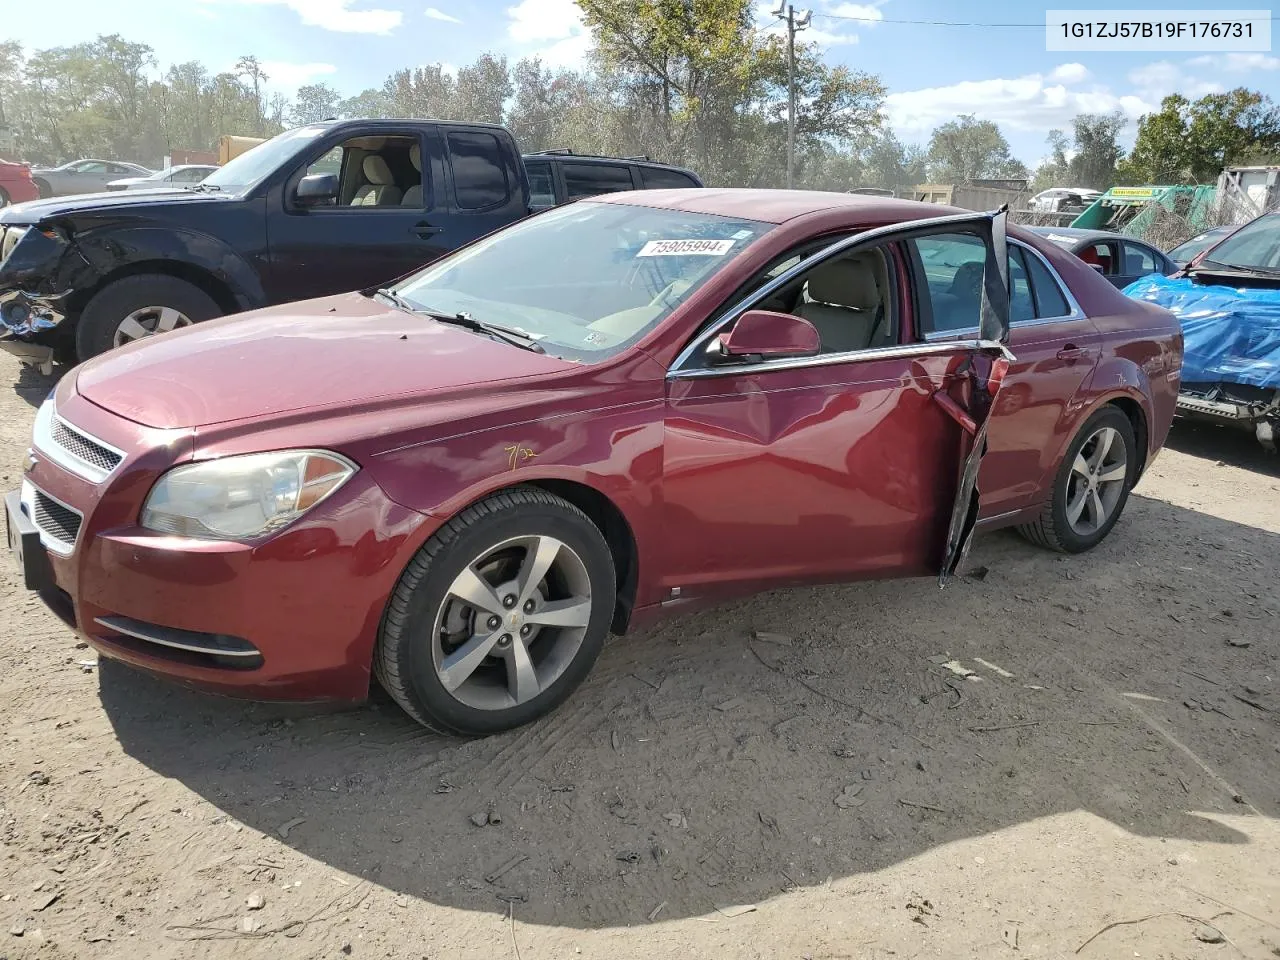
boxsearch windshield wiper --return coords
[428,310,545,353]
[373,291,545,353]
[1194,259,1280,276]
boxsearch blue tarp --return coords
[1124,273,1280,389]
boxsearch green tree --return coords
[1119,88,1280,183]
[293,83,342,124]
[1067,111,1123,189]
[337,88,391,119]
[859,131,927,194]
[235,55,269,134]
[1030,128,1071,193]
[926,114,1027,182]
[452,54,512,125]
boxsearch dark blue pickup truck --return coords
[0,119,702,366]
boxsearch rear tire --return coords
[375,487,616,736]
[1017,405,1137,554]
[75,274,221,361]
[33,179,50,199]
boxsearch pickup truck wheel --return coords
[1017,406,1136,554]
[76,275,221,360]
[375,487,616,735]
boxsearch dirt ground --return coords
[1,354,1278,960]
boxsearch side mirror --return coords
[710,309,821,361]
[295,173,338,206]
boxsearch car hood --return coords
[0,188,233,224]
[75,293,577,429]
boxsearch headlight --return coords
[141,450,357,541]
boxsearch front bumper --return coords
[12,389,438,703]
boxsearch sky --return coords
[5,0,1279,164]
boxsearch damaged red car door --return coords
[659,212,1012,602]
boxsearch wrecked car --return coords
[1125,211,1280,449]
[6,191,1181,735]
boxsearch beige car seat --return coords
[401,144,423,207]
[352,155,401,206]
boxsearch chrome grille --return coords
[31,488,81,549]
[51,418,123,472]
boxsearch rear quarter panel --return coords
[1026,235,1182,475]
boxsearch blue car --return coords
[1125,212,1280,449]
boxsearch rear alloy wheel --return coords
[75,274,221,360]
[1017,406,1137,553]
[375,488,615,735]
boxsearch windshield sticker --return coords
[1046,233,1076,244]
[731,229,754,240]
[637,239,736,257]
[583,331,607,345]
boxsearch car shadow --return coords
[1165,417,1280,476]
[12,360,63,409]
[96,491,1278,929]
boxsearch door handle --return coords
[411,221,443,238]
[1056,344,1086,362]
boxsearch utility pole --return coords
[773,3,810,189]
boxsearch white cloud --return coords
[1049,62,1090,84]
[1188,52,1280,72]
[886,72,1152,138]
[506,0,592,66]
[203,0,401,34]
[829,2,883,23]
[425,6,461,24]
[1127,60,1223,100]
[260,61,338,89]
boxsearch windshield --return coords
[393,201,772,361]
[1200,215,1280,271]
[200,125,328,194]
[1169,229,1230,264]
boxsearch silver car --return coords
[30,159,154,198]
[106,164,219,192]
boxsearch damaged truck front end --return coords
[0,221,75,371]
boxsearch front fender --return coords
[68,225,266,311]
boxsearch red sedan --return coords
[0,160,39,208]
[7,191,1182,734]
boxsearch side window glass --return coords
[300,136,421,208]
[1023,249,1071,318]
[761,245,894,354]
[910,232,987,335]
[447,131,510,210]
[563,162,635,199]
[1009,246,1035,323]
[1123,241,1157,276]
[525,161,556,207]
[639,166,697,189]
[1077,241,1117,274]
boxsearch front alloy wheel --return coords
[114,305,194,346]
[375,488,616,735]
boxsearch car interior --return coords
[1076,242,1116,274]
[755,249,896,353]
[308,136,424,208]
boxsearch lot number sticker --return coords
[637,239,736,257]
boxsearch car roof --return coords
[524,153,695,172]
[593,188,961,225]
[1025,226,1147,245]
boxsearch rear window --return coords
[563,162,634,199]
[639,166,698,189]
[447,131,510,210]
[1022,248,1071,318]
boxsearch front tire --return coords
[1017,405,1137,553]
[375,487,616,735]
[75,274,221,360]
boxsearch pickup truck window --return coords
[300,135,422,208]
[640,166,698,189]
[525,161,556,207]
[563,162,634,199]
[447,131,510,210]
